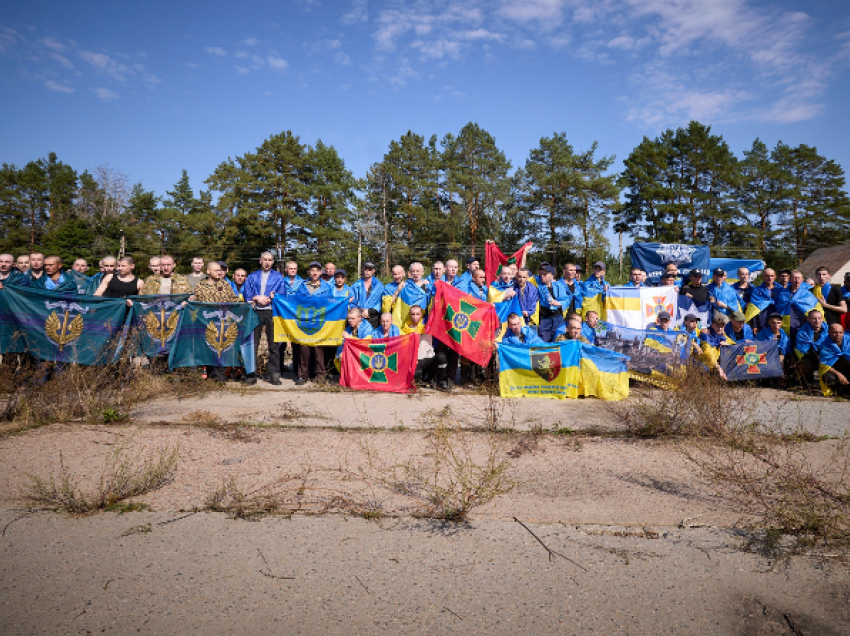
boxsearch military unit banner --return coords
[719,339,783,382]
[0,286,130,365]
[630,242,710,285]
[592,321,694,387]
[339,333,418,393]
[426,281,499,366]
[272,294,348,346]
[497,340,629,400]
[167,302,259,372]
[129,294,190,357]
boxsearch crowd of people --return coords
[1,249,848,395]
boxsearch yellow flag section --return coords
[498,340,629,400]
[272,294,348,346]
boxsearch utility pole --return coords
[618,232,623,279]
[119,233,126,259]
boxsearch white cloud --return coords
[334,51,352,65]
[44,80,74,93]
[497,0,565,24]
[459,28,504,41]
[267,55,289,71]
[241,37,260,46]
[341,0,368,24]
[0,26,19,54]
[412,38,463,60]
[235,65,250,75]
[50,52,74,69]
[234,50,249,59]
[92,87,119,101]
[203,46,227,57]
[79,50,130,80]
[39,36,65,51]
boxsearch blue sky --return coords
[2,0,849,244]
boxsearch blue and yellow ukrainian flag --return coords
[273,294,348,346]
[581,279,607,321]
[492,293,522,342]
[498,341,581,399]
[578,343,629,401]
[382,281,429,327]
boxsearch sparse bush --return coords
[0,343,210,433]
[358,421,514,521]
[610,364,757,438]
[689,425,850,556]
[23,443,179,514]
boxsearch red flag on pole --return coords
[425,281,499,366]
[340,333,419,393]
[485,241,533,285]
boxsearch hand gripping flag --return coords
[168,302,259,372]
[340,333,418,393]
[426,281,499,366]
[273,294,348,346]
[485,241,532,285]
[128,294,190,357]
[719,339,783,382]
[0,286,131,365]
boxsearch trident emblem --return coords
[143,307,180,344]
[45,310,84,352]
[205,317,238,356]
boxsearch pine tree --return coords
[304,140,356,263]
[441,123,511,257]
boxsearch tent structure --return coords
[799,243,850,280]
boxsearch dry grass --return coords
[357,421,515,521]
[22,442,179,514]
[610,364,758,438]
[0,351,210,435]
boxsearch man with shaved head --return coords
[0,253,25,289]
[820,323,850,396]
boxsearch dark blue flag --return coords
[0,286,130,364]
[630,242,710,285]
[719,339,783,381]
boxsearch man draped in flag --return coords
[581,261,609,320]
[512,267,539,326]
[814,267,848,326]
[794,309,828,386]
[707,268,741,318]
[555,263,583,316]
[819,323,850,396]
[779,270,823,340]
[426,261,445,284]
[293,261,334,385]
[745,268,783,330]
[501,313,544,345]
[756,313,791,365]
[724,311,755,343]
[351,261,384,330]
[699,314,735,380]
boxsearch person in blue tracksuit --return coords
[243,251,285,385]
[350,261,385,329]
[537,265,565,343]
[501,313,544,345]
[456,256,479,288]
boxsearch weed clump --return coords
[23,443,179,514]
[611,365,756,438]
[358,422,514,521]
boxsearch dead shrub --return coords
[0,344,210,432]
[357,421,515,521]
[689,425,850,556]
[610,364,757,438]
[22,442,179,514]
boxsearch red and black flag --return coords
[426,281,499,367]
[340,333,419,393]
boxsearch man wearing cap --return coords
[724,310,754,343]
[708,268,741,318]
[649,310,673,331]
[777,269,792,288]
[676,313,703,356]
[793,309,828,386]
[624,267,645,287]
[820,323,850,396]
[351,261,385,329]
[756,313,790,364]
[699,314,735,380]
[574,265,584,282]
[331,269,352,301]
[243,251,285,386]
[293,261,334,385]
[530,261,549,288]
[679,269,710,304]
[814,267,848,326]
[537,264,565,342]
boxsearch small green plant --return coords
[101,408,126,423]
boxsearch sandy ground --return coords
[1,383,849,634]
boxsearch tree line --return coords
[2,120,848,276]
